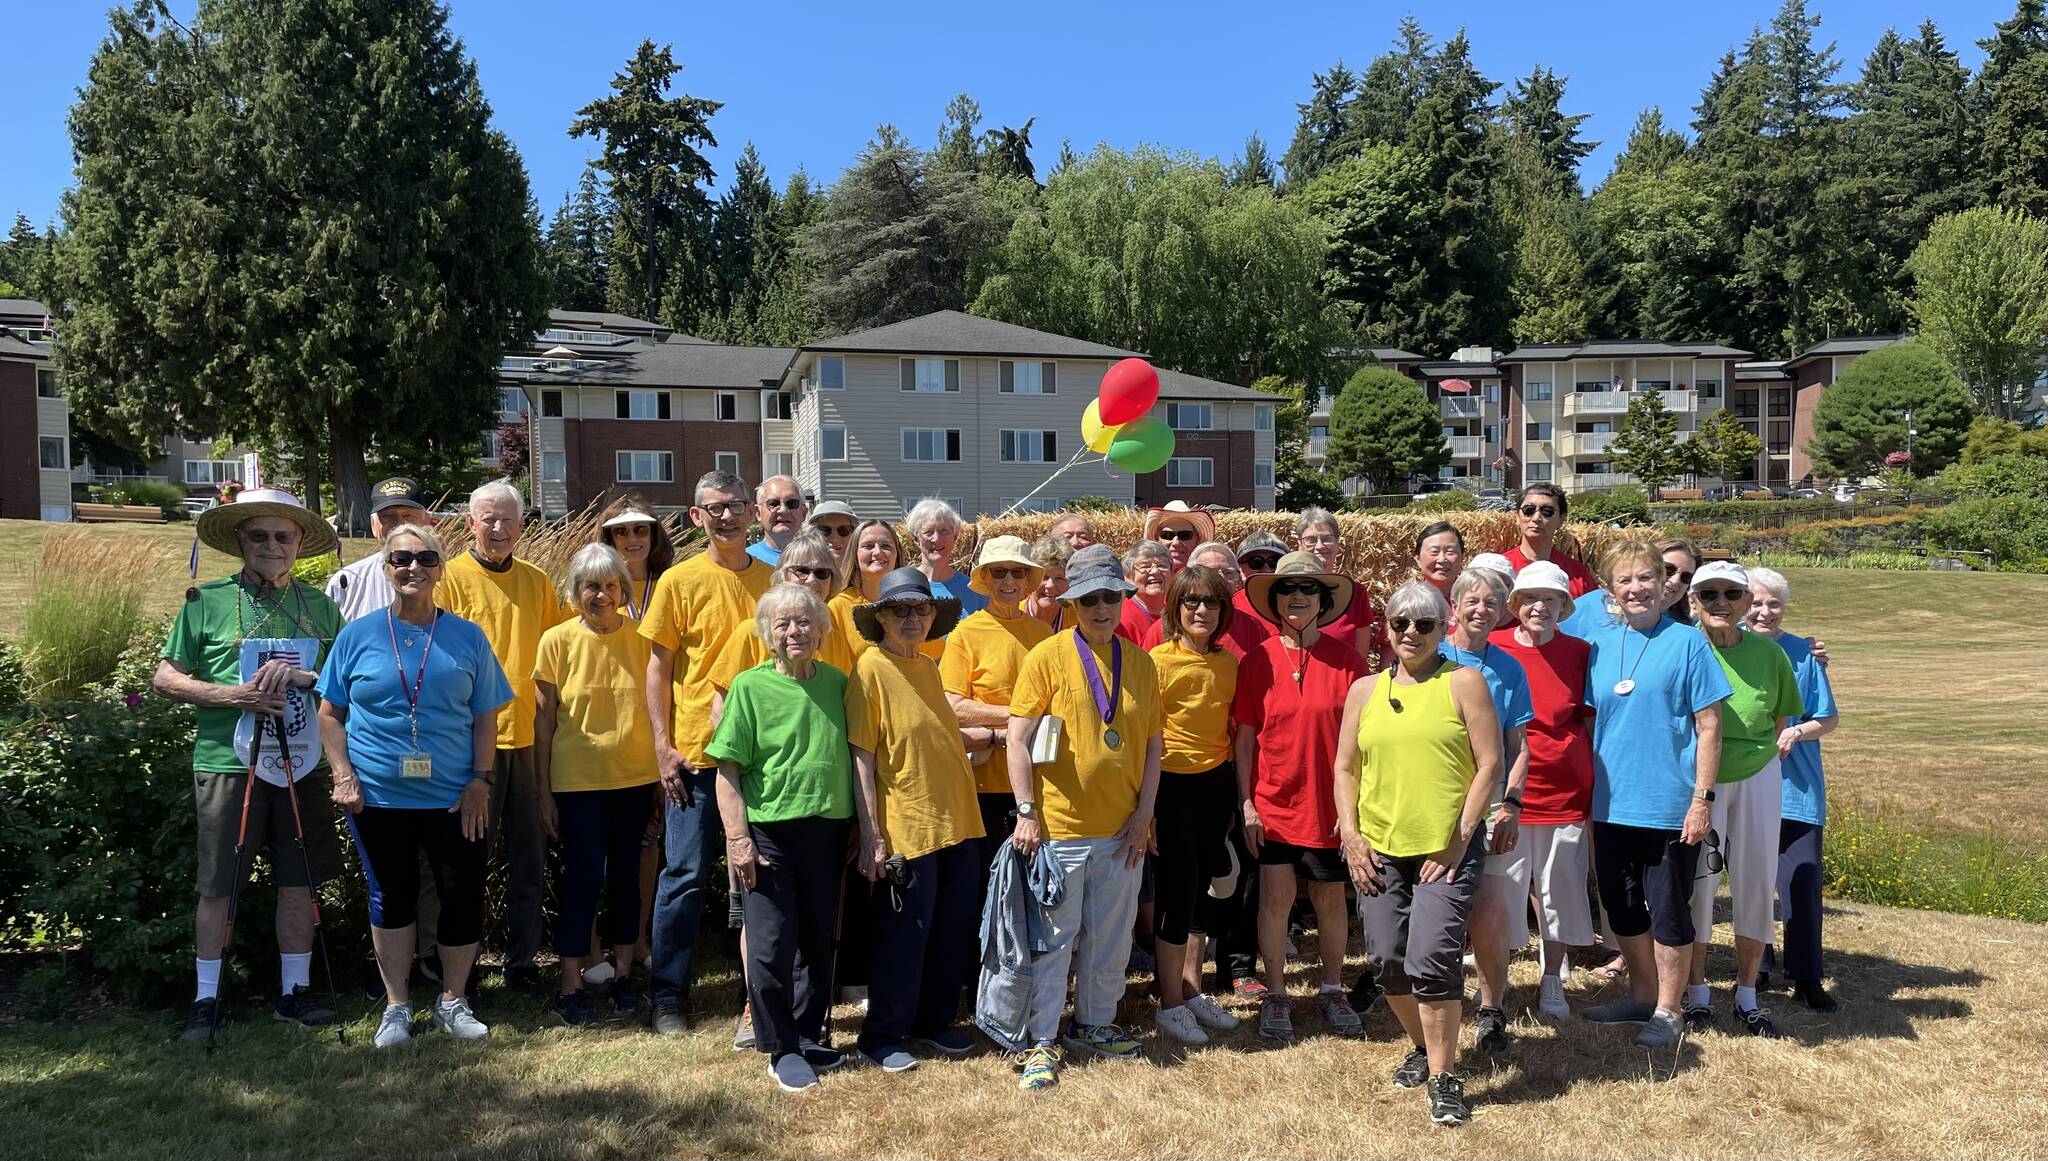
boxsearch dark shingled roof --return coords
[1498,339,1754,362]
[544,308,695,337]
[1734,360,1792,382]
[508,338,795,390]
[1155,367,1284,403]
[805,311,1143,360]
[0,328,49,359]
[1417,360,1502,378]
[1781,334,1906,370]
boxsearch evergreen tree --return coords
[1499,66,1596,194]
[1280,62,1360,188]
[542,169,610,312]
[1611,108,1689,176]
[933,93,984,174]
[1607,391,1688,497]
[0,213,42,297]
[1509,195,1592,343]
[1348,17,1434,150]
[1588,116,1739,342]
[1299,146,1436,350]
[1976,0,2048,100]
[983,118,1038,183]
[1987,53,2048,215]
[1404,31,1513,350]
[1326,365,1450,493]
[707,143,777,332]
[750,169,822,346]
[1686,408,1766,481]
[1227,132,1276,190]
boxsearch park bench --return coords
[1661,488,1704,501]
[74,502,166,524]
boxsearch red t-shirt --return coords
[1232,633,1370,848]
[1116,597,1160,644]
[1505,545,1598,599]
[1140,591,1272,659]
[1489,628,1594,823]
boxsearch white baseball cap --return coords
[1690,560,1750,590]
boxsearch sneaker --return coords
[548,991,598,1027]
[1794,980,1839,1012]
[1349,975,1385,1017]
[1683,1003,1716,1035]
[859,1043,919,1073]
[733,1005,755,1052]
[770,1053,820,1093]
[504,964,549,997]
[582,960,616,985]
[1231,977,1270,1001]
[1538,976,1570,1018]
[1155,1003,1208,1045]
[651,1003,688,1037]
[911,1027,975,1056]
[1582,997,1655,1024]
[1063,1021,1143,1059]
[798,1039,846,1072]
[610,977,642,1018]
[1257,995,1294,1042]
[432,995,490,1040]
[1735,1005,1783,1039]
[1634,1008,1681,1048]
[1018,1043,1061,1091]
[1392,1045,1430,1089]
[1317,989,1365,1038]
[1427,1072,1471,1127]
[1184,993,1241,1032]
[374,1003,414,1049]
[273,985,338,1027]
[181,998,221,1041]
[1474,1005,1512,1053]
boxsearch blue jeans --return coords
[650,767,719,1009]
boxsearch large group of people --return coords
[156,472,1842,1127]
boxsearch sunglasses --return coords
[386,550,442,568]
[1273,579,1326,597]
[1241,554,1281,572]
[240,529,301,545]
[1075,590,1124,609]
[1664,563,1695,585]
[1695,587,1747,604]
[985,566,1032,581]
[879,602,933,619]
[815,522,855,538]
[1154,527,1199,542]
[1520,504,1559,518]
[1698,830,1726,877]
[784,565,835,582]
[1178,595,1224,610]
[762,498,807,511]
[696,501,750,518]
[1389,617,1439,635]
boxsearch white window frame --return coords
[820,426,848,462]
[1166,457,1214,488]
[615,450,675,484]
[39,436,68,471]
[901,357,960,393]
[1165,402,1212,431]
[715,451,741,476]
[900,427,962,463]
[1253,459,1274,488]
[771,452,796,479]
[1530,381,1555,401]
[1253,404,1274,432]
[617,389,669,420]
[999,360,1057,395]
[716,392,738,422]
[497,387,528,421]
[184,459,242,485]
[999,429,1058,464]
[540,450,566,482]
[903,496,964,516]
[817,355,845,390]
[1002,496,1062,515]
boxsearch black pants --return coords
[349,805,488,946]
[743,815,850,1059]
[555,785,651,958]
[1203,817,1261,986]
[861,840,980,1051]
[1154,763,1237,945]
[1774,819,1825,981]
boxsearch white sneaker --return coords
[1155,1003,1209,1045]
[432,995,490,1040]
[582,960,616,985]
[1539,976,1570,1017]
[1184,993,1241,1031]
[374,1003,413,1049]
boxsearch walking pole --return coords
[273,712,345,1043]
[208,719,265,1056]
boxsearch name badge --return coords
[401,751,433,780]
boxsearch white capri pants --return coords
[1488,821,1594,948]
[1691,756,1783,946]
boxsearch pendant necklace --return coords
[1614,623,1650,696]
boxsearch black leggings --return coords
[556,784,653,958]
[1153,762,1238,945]
[349,805,488,946]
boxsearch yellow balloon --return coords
[1082,399,1122,453]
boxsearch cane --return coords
[272,711,345,1043]
[208,718,265,1055]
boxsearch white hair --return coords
[565,543,631,601]
[1748,565,1791,604]
[1123,539,1171,573]
[1384,579,1450,624]
[754,582,831,646]
[469,478,525,516]
[1451,567,1509,606]
[1189,540,1236,566]
[1295,507,1339,538]
[755,475,803,502]
[904,497,962,538]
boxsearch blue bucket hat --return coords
[1060,544,1137,604]
[853,566,962,643]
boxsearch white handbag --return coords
[1028,715,1064,766]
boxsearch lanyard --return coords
[386,608,440,750]
[626,575,653,620]
[1071,629,1121,727]
[236,574,324,644]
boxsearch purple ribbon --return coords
[1071,628,1121,727]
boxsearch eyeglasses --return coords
[1075,590,1124,608]
[985,566,1032,581]
[1240,554,1281,572]
[1178,595,1224,610]
[784,565,835,582]
[1154,527,1199,542]
[1389,617,1439,635]
[1273,579,1325,597]
[1299,534,1338,548]
[386,550,442,568]
[1695,587,1746,604]
[1664,563,1695,585]
[696,501,750,518]
[762,498,807,511]
[1519,504,1559,518]
[879,602,933,619]
[815,522,855,538]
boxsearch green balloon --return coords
[1107,416,1176,474]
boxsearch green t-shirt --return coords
[1708,629,1804,783]
[161,576,344,773]
[704,660,855,823]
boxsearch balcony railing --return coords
[1563,389,1693,417]
[1307,435,1329,460]
[1573,471,1634,490]
[1445,435,1484,458]
[1562,431,1616,456]
[1441,397,1481,419]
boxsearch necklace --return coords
[1614,622,1652,696]
[235,573,324,645]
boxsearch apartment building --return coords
[780,311,1277,518]
[1418,352,1508,486]
[1498,340,1752,492]
[1778,335,1905,484]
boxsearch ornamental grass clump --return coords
[20,530,165,700]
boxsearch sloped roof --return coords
[510,338,795,390]
[805,311,1143,360]
[1781,334,1906,370]
[1734,360,1791,382]
[546,307,680,334]
[1155,367,1284,403]
[0,328,49,359]
[1498,339,1754,362]
[1417,360,1502,378]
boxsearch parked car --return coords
[1832,483,1860,503]
[180,497,216,516]
[1788,488,1824,500]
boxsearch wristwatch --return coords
[1015,800,1039,819]
[471,769,497,786]
[1693,789,1716,803]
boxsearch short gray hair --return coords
[566,542,631,601]
[1748,565,1791,604]
[381,522,445,555]
[1384,579,1450,624]
[695,470,749,506]
[1450,567,1509,607]
[1028,534,1073,569]
[773,530,841,585]
[470,478,524,516]
[1122,538,1171,574]
[754,582,831,646]
[1189,540,1236,567]
[1295,507,1338,539]
[904,497,962,538]
[756,475,803,503]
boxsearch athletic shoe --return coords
[1794,980,1839,1012]
[610,978,642,1018]
[1426,1073,1471,1127]
[1257,995,1294,1042]
[1683,1003,1716,1035]
[504,964,549,997]
[1155,1003,1208,1045]
[651,1004,688,1037]
[1582,997,1655,1024]
[273,984,338,1027]
[1231,977,1270,1001]
[1538,976,1570,1017]
[1349,975,1385,1017]
[1474,1005,1512,1053]
[911,1027,975,1056]
[1184,993,1241,1032]
[548,991,598,1027]
[860,1043,919,1073]
[1063,1022,1143,1059]
[181,998,221,1041]
[1392,1045,1430,1089]
[1735,1005,1783,1039]
[798,1040,846,1072]
[582,960,616,985]
[432,995,490,1040]
[1017,1044,1061,1091]
[733,1005,755,1052]
[1317,990,1365,1038]
[770,1053,820,1093]
[1634,1008,1681,1048]
[374,1003,414,1049]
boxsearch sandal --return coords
[1585,950,1626,981]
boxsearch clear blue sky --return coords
[0,0,2017,229]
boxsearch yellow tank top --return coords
[1355,662,1478,857]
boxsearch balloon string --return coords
[998,447,1105,518]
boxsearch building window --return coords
[478,431,499,462]
[497,387,529,423]
[771,452,795,478]
[1484,425,1497,444]
[1529,381,1554,402]
[615,450,674,484]
[1484,382,1499,403]
[764,391,794,420]
[1000,429,1058,463]
[1000,360,1056,394]
[1768,420,1792,454]
[903,496,964,516]
[1439,464,1458,480]
[716,451,741,476]
[817,355,845,390]
[1253,460,1274,488]
[1166,403,1212,431]
[716,392,738,422]
[1526,462,1552,482]
[901,358,960,393]
[616,390,670,420]
[1768,390,1792,417]
[39,437,67,470]
[1638,380,1672,391]
[1309,424,1329,440]
[1695,379,1721,399]
[540,389,563,417]
[1003,496,1062,514]
[36,368,60,398]
[901,428,962,462]
[1525,421,1552,440]
[1166,457,1214,488]
[540,451,565,482]
[820,426,848,462]
[1575,381,1611,393]
[184,459,242,485]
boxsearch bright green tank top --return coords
[1355,662,1478,857]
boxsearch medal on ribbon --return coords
[1073,629,1122,749]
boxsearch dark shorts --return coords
[1256,838,1348,883]
[1592,820,1700,948]
[194,769,343,898]
[1360,840,1485,1002]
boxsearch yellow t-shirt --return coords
[846,648,984,860]
[831,588,877,663]
[1356,665,1478,857]
[534,618,658,792]
[435,552,570,749]
[1148,639,1236,774]
[706,594,858,692]
[1009,630,1162,840]
[940,609,1053,794]
[638,552,774,768]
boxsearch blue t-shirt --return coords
[931,570,988,622]
[1584,616,1733,830]
[1557,592,1617,640]
[1438,639,1535,732]
[746,539,783,567]
[1775,632,1837,826]
[316,609,515,809]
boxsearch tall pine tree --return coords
[542,169,611,311]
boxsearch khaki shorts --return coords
[194,769,344,898]
[1487,820,1595,948]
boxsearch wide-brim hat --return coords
[969,534,1044,596]
[1060,544,1137,605]
[1509,560,1577,621]
[1244,550,1354,629]
[1143,500,1216,545]
[197,487,337,558]
[853,567,962,643]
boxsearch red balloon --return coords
[1097,358,1160,426]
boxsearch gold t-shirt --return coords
[846,648,983,860]
[1009,631,1161,840]
[638,552,773,768]
[435,552,570,749]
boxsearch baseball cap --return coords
[369,477,426,514]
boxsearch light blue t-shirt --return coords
[1438,639,1535,731]
[1775,632,1837,826]
[746,539,783,567]
[1584,616,1733,830]
[316,610,514,809]
[1557,592,1617,640]
[931,570,988,622]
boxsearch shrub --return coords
[1409,490,1477,514]
[1572,486,1650,526]
[291,553,340,589]
[115,478,189,519]
[1933,451,2048,502]
[1923,496,2048,571]
[19,530,165,700]
[1826,802,2048,924]
[1755,550,1932,571]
